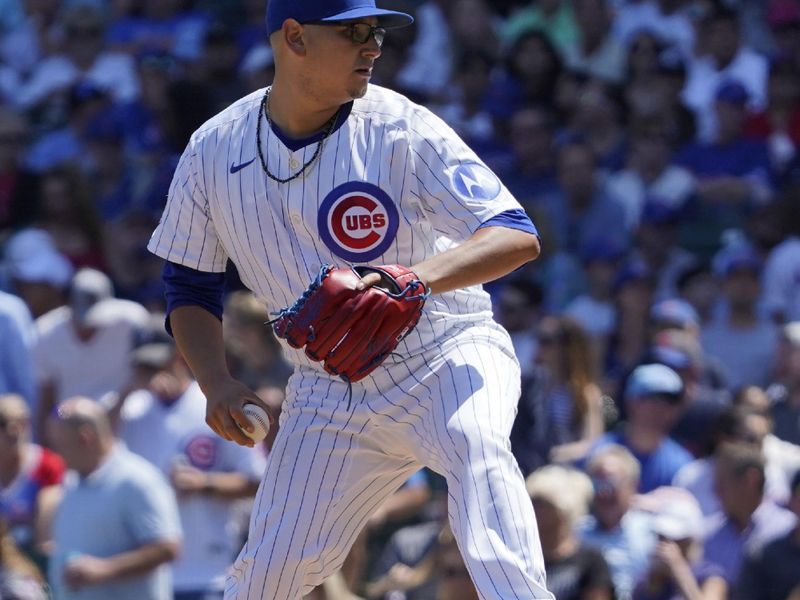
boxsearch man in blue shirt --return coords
[0,292,35,408]
[589,363,693,493]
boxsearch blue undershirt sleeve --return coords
[477,208,539,237]
[162,261,226,336]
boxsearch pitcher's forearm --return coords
[169,306,231,391]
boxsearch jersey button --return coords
[289,158,299,169]
[291,213,302,223]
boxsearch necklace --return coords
[256,87,341,184]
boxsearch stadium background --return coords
[1,0,800,598]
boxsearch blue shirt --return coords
[703,501,797,585]
[50,446,182,600]
[590,431,693,493]
[0,302,35,407]
[579,511,655,600]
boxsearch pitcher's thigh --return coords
[225,406,420,600]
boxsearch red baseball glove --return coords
[271,264,428,382]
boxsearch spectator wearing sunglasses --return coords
[588,363,692,493]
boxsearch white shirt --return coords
[120,382,266,591]
[682,48,768,142]
[14,52,139,109]
[33,299,149,404]
[604,165,695,229]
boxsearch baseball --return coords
[241,404,271,443]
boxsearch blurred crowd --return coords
[1,0,800,598]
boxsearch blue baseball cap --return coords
[267,0,414,36]
[625,364,684,400]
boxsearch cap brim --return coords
[317,7,414,28]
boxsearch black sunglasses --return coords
[305,21,387,47]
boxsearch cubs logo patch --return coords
[450,162,501,201]
[318,181,399,262]
[183,434,218,470]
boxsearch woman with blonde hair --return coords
[512,315,606,473]
[527,465,615,600]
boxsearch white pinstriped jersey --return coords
[148,85,523,373]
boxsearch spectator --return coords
[444,0,500,58]
[15,5,140,110]
[604,259,656,392]
[48,396,181,600]
[591,364,693,493]
[119,327,265,600]
[491,31,564,119]
[33,268,149,442]
[736,468,800,600]
[502,105,560,210]
[631,201,696,302]
[0,296,35,407]
[527,465,615,600]
[564,237,625,346]
[196,22,247,114]
[682,6,768,143]
[632,487,727,600]
[605,119,695,230]
[23,80,112,175]
[429,50,497,151]
[704,442,797,587]
[33,167,106,271]
[701,245,777,389]
[767,321,800,445]
[0,516,46,600]
[493,277,544,377]
[761,188,800,324]
[533,140,628,256]
[678,81,772,212]
[580,444,655,600]
[564,0,626,84]
[767,0,800,69]
[612,2,695,61]
[503,0,578,54]
[0,394,64,567]
[736,385,800,486]
[511,315,605,474]
[647,327,732,457]
[673,405,791,516]
[105,0,209,63]
[0,107,38,232]
[674,262,721,327]
[4,228,73,319]
[239,43,275,94]
[565,79,627,171]
[744,58,800,175]
[623,30,667,84]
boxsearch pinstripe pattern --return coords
[148,84,552,599]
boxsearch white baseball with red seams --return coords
[242,404,271,443]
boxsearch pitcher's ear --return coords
[282,19,307,56]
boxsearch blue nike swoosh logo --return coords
[230,158,256,174]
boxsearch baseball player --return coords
[148,0,554,598]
